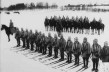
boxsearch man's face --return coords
[104,42,108,46]
[93,39,98,44]
[75,38,78,42]
[83,38,87,43]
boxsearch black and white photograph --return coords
[0,0,109,72]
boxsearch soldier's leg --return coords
[45,46,47,54]
[69,52,72,63]
[86,56,89,67]
[62,49,64,60]
[18,38,20,46]
[48,47,50,56]
[23,39,25,48]
[56,49,58,58]
[17,38,19,46]
[92,58,96,71]
[66,53,69,62]
[77,55,80,65]
[95,59,99,71]
[83,57,85,67]
[54,49,56,58]
[50,47,52,56]
[42,46,44,54]
[74,54,77,65]
[27,40,29,49]
[35,43,37,51]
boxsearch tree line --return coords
[6,2,58,11]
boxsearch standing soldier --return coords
[41,33,45,54]
[47,33,53,57]
[100,41,109,62]
[43,36,48,54]
[65,36,73,63]
[25,29,29,49]
[34,30,38,52]
[91,39,101,71]
[20,28,26,48]
[100,41,109,72]
[73,37,81,66]
[37,32,41,52]
[29,30,34,51]
[53,34,59,58]
[59,34,66,61]
[15,27,21,47]
[81,37,91,68]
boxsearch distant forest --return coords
[0,2,58,11]
[0,3,109,11]
[62,4,109,12]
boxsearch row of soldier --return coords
[44,16,105,35]
[15,28,109,72]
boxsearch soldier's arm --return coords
[79,43,82,52]
[88,43,91,54]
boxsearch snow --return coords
[1,9,109,72]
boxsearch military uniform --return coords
[37,33,41,52]
[9,20,14,35]
[73,40,81,65]
[59,36,66,61]
[48,34,53,57]
[53,36,59,58]
[21,29,26,48]
[41,34,45,54]
[81,41,91,68]
[30,32,35,51]
[34,31,38,51]
[15,28,21,47]
[25,30,30,49]
[91,42,101,71]
[65,39,73,63]
[101,46,109,62]
[43,36,48,54]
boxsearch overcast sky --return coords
[1,0,109,7]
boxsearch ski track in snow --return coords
[1,10,109,72]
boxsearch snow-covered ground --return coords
[1,10,109,72]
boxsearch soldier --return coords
[20,28,26,48]
[25,29,29,49]
[53,34,59,58]
[65,36,73,63]
[37,32,41,52]
[43,36,48,54]
[41,33,45,54]
[47,33,53,57]
[91,39,101,71]
[9,19,14,28]
[15,27,21,47]
[73,37,81,65]
[59,34,66,61]
[81,37,91,68]
[29,30,34,51]
[100,41,109,62]
[9,19,14,35]
[34,30,38,51]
